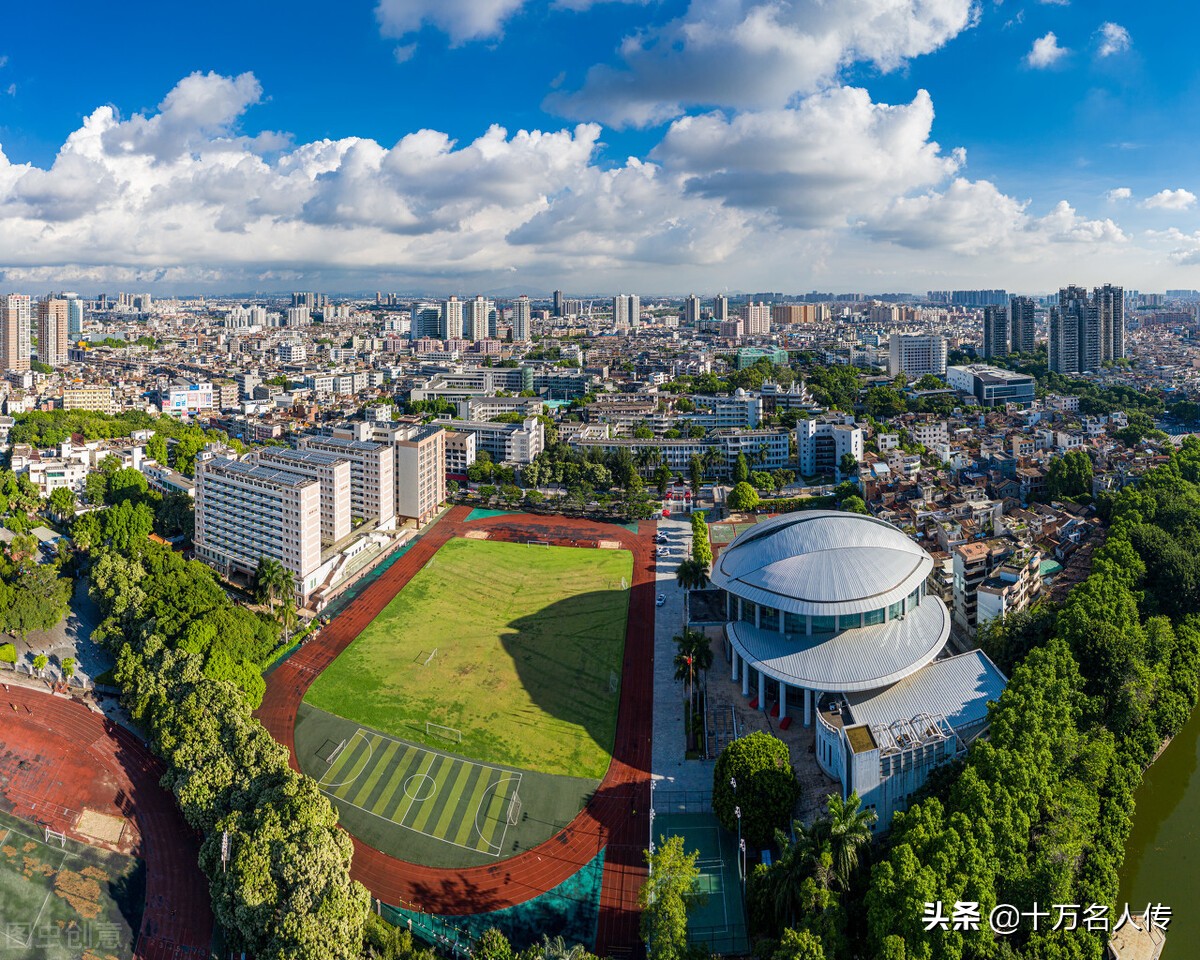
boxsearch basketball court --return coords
[318,728,523,857]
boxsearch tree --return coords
[61,657,76,681]
[675,558,710,591]
[841,495,869,515]
[640,835,701,960]
[727,481,760,513]
[255,556,291,615]
[732,453,750,483]
[475,928,513,960]
[772,929,826,960]
[33,653,48,677]
[814,791,877,890]
[838,453,859,477]
[689,455,704,496]
[0,643,16,665]
[446,480,460,497]
[1046,449,1093,500]
[145,432,169,464]
[48,486,77,520]
[84,471,108,506]
[278,595,298,645]
[5,566,71,643]
[712,731,800,847]
[655,464,672,496]
[9,532,39,565]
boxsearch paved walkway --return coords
[651,516,714,796]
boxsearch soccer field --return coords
[305,538,633,780]
[318,728,522,856]
[0,809,144,960]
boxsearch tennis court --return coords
[318,728,523,857]
[708,517,760,545]
[653,811,748,955]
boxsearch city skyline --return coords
[0,1,1197,293]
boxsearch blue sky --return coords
[0,0,1197,294]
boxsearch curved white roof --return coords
[710,510,932,617]
[727,596,950,693]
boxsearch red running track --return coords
[256,506,655,955]
[0,684,212,960]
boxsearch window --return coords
[864,607,885,626]
[838,612,862,630]
[784,612,806,636]
[811,614,836,634]
[760,606,780,631]
[741,600,756,625]
[908,588,920,612]
[888,601,903,620]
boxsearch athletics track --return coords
[256,505,655,956]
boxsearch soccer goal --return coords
[321,738,348,766]
[426,721,463,743]
[421,648,438,667]
[506,790,523,826]
[527,540,551,548]
[44,826,66,848]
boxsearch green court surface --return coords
[305,537,632,780]
[319,727,522,857]
[654,812,749,955]
[709,517,759,545]
[0,808,144,960]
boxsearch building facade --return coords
[888,334,947,378]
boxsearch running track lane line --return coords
[255,506,654,956]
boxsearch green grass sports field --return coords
[304,538,633,780]
[0,808,144,960]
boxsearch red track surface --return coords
[256,506,655,955]
[0,684,212,960]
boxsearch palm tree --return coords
[33,653,48,678]
[675,558,710,591]
[673,630,713,747]
[279,594,299,644]
[767,821,826,929]
[255,556,290,614]
[815,791,877,890]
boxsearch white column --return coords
[732,649,739,683]
[742,663,750,698]
[804,688,813,726]
[779,681,787,720]
[758,670,766,710]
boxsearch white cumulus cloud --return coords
[1143,189,1197,211]
[1097,22,1131,57]
[1026,32,1067,68]
[1106,187,1132,202]
[548,0,979,127]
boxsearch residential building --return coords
[888,334,947,378]
[742,301,771,336]
[466,296,492,342]
[982,305,1009,358]
[36,298,69,367]
[976,549,1044,626]
[613,294,641,328]
[1050,285,1099,374]
[66,296,85,338]
[684,295,701,325]
[772,304,816,325]
[797,418,864,477]
[1,294,31,372]
[62,386,115,413]
[442,296,465,340]
[713,294,729,323]
[194,457,323,602]
[1009,296,1036,354]
[157,381,215,417]
[511,296,532,342]
[339,421,446,525]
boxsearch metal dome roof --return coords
[709,510,932,617]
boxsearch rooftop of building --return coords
[710,510,934,614]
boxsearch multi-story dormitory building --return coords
[195,420,447,605]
